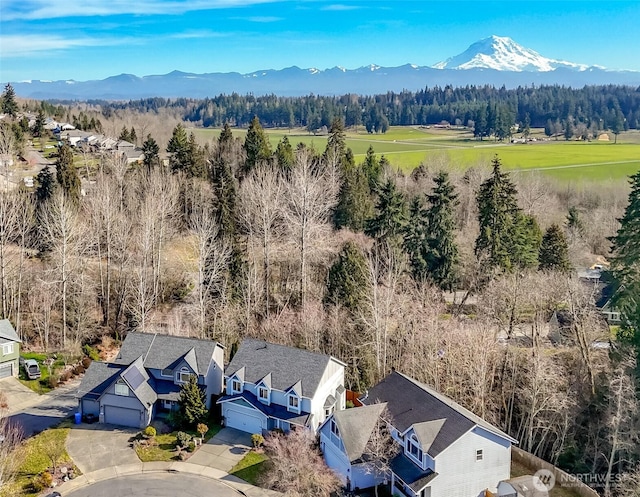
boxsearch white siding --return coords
[428,427,511,497]
[205,345,224,407]
[310,360,345,431]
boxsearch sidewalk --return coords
[57,461,281,497]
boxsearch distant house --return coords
[218,338,346,434]
[497,475,549,497]
[321,371,516,497]
[0,319,21,379]
[77,332,224,428]
[123,148,144,164]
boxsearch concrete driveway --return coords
[188,427,252,472]
[66,423,140,474]
[0,377,40,413]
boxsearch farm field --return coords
[191,126,640,181]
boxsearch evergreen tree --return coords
[404,196,428,279]
[167,123,191,174]
[566,206,584,233]
[362,145,382,192]
[325,241,369,313]
[274,136,294,171]
[178,375,207,428]
[510,213,542,269]
[35,167,56,204]
[475,156,520,271]
[424,171,459,289]
[243,116,271,175]
[185,132,206,178]
[33,110,46,138]
[334,165,374,231]
[539,224,571,272]
[55,144,81,203]
[365,179,407,248]
[129,126,137,146]
[118,126,131,142]
[142,134,160,171]
[609,172,640,348]
[1,83,18,117]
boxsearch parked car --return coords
[44,493,61,497]
[20,358,41,380]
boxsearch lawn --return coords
[10,421,79,497]
[229,450,269,486]
[134,423,222,462]
[191,126,640,181]
[19,352,77,394]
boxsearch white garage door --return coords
[104,405,141,428]
[225,405,263,434]
[0,363,12,379]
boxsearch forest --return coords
[2,83,640,495]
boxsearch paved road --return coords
[63,472,241,497]
[8,380,79,437]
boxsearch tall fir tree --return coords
[365,179,407,249]
[178,375,207,427]
[510,213,542,269]
[404,196,428,279]
[424,171,459,290]
[1,83,18,117]
[167,124,191,174]
[362,145,382,192]
[243,116,271,175]
[475,155,520,271]
[142,134,160,171]
[55,143,81,203]
[274,136,294,171]
[539,223,571,272]
[334,165,374,231]
[36,166,57,204]
[609,171,640,349]
[325,241,369,313]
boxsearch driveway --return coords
[4,378,80,437]
[188,427,252,472]
[66,423,140,474]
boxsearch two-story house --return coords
[77,332,224,428]
[218,338,346,434]
[0,319,20,379]
[320,371,517,497]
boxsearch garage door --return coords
[104,405,141,428]
[0,363,12,379]
[225,405,263,434]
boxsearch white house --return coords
[218,339,346,434]
[321,371,517,497]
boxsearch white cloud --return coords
[1,0,281,20]
[321,4,360,11]
[171,30,229,39]
[0,34,134,56]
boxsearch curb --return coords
[56,462,281,497]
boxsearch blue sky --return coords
[1,0,639,82]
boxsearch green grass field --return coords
[191,126,640,181]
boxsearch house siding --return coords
[205,345,224,407]
[428,427,511,497]
[99,380,150,428]
[0,340,19,377]
[311,360,345,430]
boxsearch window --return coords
[407,436,423,463]
[161,368,173,377]
[258,386,269,401]
[2,343,13,355]
[330,419,340,436]
[476,449,483,461]
[232,379,241,393]
[115,381,129,396]
[288,395,299,411]
[178,367,193,383]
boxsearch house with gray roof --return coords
[0,319,21,379]
[218,338,346,434]
[321,371,517,497]
[77,332,224,428]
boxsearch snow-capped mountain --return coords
[433,35,592,72]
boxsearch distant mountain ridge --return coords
[8,36,640,100]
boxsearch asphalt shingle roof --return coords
[0,319,20,343]
[362,371,515,457]
[333,403,387,463]
[76,362,125,399]
[219,391,311,426]
[113,332,220,375]
[225,338,335,397]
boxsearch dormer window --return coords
[407,434,423,464]
[115,380,129,396]
[178,367,194,383]
[288,394,300,412]
[231,378,242,393]
[258,386,269,402]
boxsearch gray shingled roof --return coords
[332,403,387,463]
[113,332,220,375]
[362,371,516,457]
[219,391,311,427]
[225,339,336,397]
[76,361,125,398]
[121,356,156,407]
[0,319,20,343]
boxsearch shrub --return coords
[60,370,72,382]
[48,374,60,389]
[196,423,208,438]
[83,344,101,361]
[187,442,196,452]
[81,356,92,368]
[32,471,53,492]
[73,364,85,375]
[143,426,157,439]
[175,431,191,448]
[346,400,355,409]
[251,433,265,448]
[166,411,182,430]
